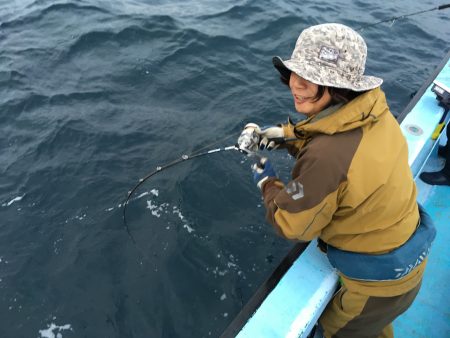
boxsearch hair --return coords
[279,73,366,105]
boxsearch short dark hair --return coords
[279,73,366,105]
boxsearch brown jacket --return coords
[262,88,424,296]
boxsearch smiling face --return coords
[289,72,332,116]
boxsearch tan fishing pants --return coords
[319,282,421,338]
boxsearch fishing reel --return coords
[236,123,261,155]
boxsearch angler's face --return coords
[289,72,332,115]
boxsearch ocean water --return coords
[0,0,449,337]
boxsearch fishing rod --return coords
[356,3,450,31]
[122,143,240,244]
[122,131,299,245]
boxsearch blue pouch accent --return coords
[326,205,436,281]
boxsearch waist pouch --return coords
[325,205,436,281]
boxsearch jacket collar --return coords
[294,87,388,136]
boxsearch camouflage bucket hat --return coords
[273,23,383,91]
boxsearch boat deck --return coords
[394,142,450,337]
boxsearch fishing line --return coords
[356,3,450,31]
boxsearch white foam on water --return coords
[207,251,246,281]
[183,224,195,233]
[2,194,25,207]
[146,200,161,217]
[220,293,227,301]
[38,323,72,338]
[150,189,159,196]
[143,198,194,234]
[173,207,184,221]
[75,214,87,221]
[227,262,237,268]
[136,192,149,199]
[173,206,196,233]
[212,266,228,276]
[53,238,63,254]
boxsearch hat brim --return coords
[272,56,383,92]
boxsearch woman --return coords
[238,23,435,338]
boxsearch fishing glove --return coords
[258,125,285,150]
[237,123,285,154]
[252,157,277,189]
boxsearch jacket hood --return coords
[295,87,389,136]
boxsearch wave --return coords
[197,3,263,20]
[63,15,180,58]
[0,93,49,117]
[0,90,116,118]
[0,69,28,86]
[1,2,110,29]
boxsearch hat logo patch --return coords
[319,46,339,64]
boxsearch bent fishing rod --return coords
[122,143,239,244]
[122,132,299,244]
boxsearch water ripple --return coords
[1,2,110,29]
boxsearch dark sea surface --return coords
[0,0,449,337]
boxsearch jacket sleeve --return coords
[261,147,345,241]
